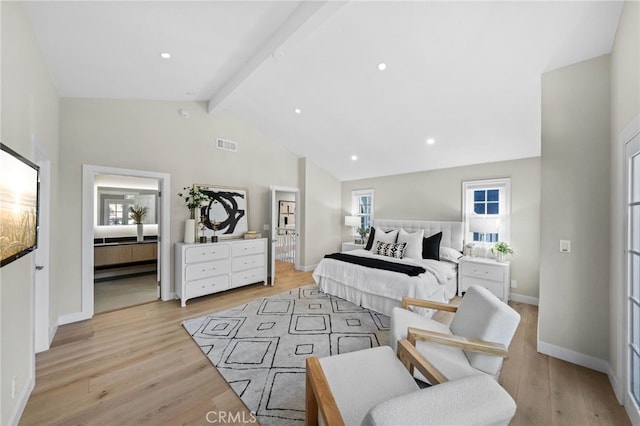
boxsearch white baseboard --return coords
[606,364,625,404]
[8,373,35,426]
[58,310,92,326]
[537,340,609,374]
[302,264,317,273]
[510,293,539,305]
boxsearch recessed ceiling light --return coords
[377,62,387,71]
[160,52,171,59]
[426,138,436,145]
[351,155,358,161]
[294,108,302,114]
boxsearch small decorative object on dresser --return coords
[458,256,510,302]
[175,238,268,306]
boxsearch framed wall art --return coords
[194,184,249,240]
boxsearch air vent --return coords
[216,138,237,152]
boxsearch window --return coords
[352,189,374,231]
[462,179,511,245]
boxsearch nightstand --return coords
[458,256,510,302]
[342,242,365,252]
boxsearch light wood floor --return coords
[21,262,629,425]
[94,273,158,314]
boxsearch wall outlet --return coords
[263,224,270,231]
[560,240,571,253]
[511,279,518,289]
[12,376,16,399]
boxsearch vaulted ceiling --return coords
[23,1,624,181]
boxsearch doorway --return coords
[79,165,171,321]
[93,174,160,313]
[269,186,300,285]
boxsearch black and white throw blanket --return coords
[324,252,427,276]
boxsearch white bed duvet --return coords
[312,249,457,316]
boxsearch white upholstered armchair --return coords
[305,340,517,426]
[390,284,521,385]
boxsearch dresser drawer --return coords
[185,260,230,281]
[231,267,265,288]
[185,275,229,299]
[185,244,229,263]
[459,261,504,282]
[232,254,265,272]
[231,240,265,257]
[460,276,504,300]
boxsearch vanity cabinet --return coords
[175,238,267,307]
[94,242,157,267]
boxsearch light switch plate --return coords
[560,240,571,253]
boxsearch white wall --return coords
[342,157,541,302]
[610,0,640,402]
[299,158,342,270]
[57,99,300,316]
[539,54,611,367]
[0,2,60,424]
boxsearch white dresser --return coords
[175,238,267,307]
[458,256,510,303]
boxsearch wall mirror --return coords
[97,186,158,225]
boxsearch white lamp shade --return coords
[344,215,360,227]
[469,216,500,234]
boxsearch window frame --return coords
[462,178,511,246]
[351,189,374,234]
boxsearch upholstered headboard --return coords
[373,219,464,252]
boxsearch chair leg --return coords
[305,358,320,426]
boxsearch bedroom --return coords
[1,0,638,424]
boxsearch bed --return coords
[312,219,464,316]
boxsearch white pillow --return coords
[397,229,424,259]
[370,227,398,249]
[440,246,463,263]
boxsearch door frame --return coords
[622,114,640,425]
[269,185,300,285]
[79,164,171,321]
[34,150,52,353]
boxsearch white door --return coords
[34,159,51,353]
[626,131,640,422]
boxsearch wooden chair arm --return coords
[396,339,448,385]
[407,327,508,357]
[402,297,458,313]
[305,357,345,426]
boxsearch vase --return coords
[136,223,144,242]
[496,251,505,262]
[184,219,195,243]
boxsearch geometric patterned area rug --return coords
[181,284,390,426]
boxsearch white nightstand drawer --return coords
[460,276,504,300]
[185,275,229,299]
[185,244,229,263]
[185,260,230,281]
[460,261,504,282]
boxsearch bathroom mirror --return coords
[97,187,158,225]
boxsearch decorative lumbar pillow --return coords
[422,231,443,260]
[374,241,407,259]
[397,229,425,259]
[368,227,399,250]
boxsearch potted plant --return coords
[177,186,211,220]
[178,186,211,243]
[129,205,149,242]
[493,241,514,262]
